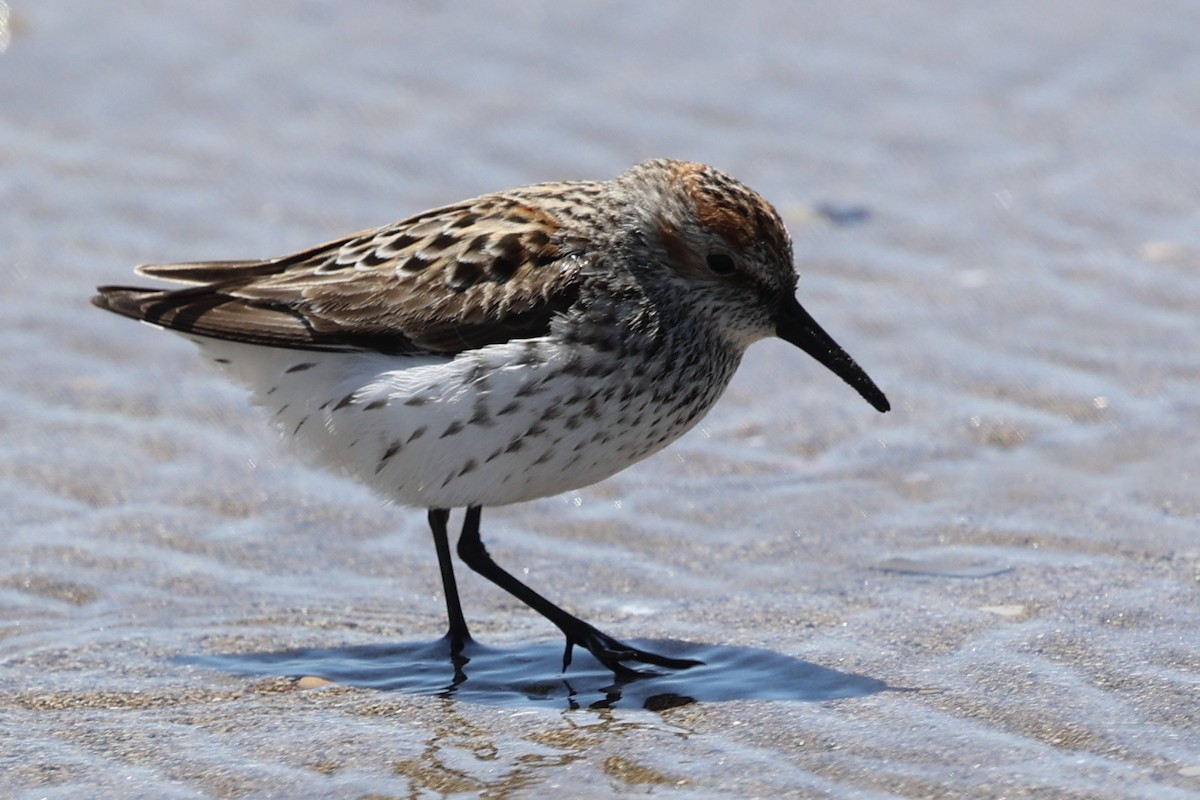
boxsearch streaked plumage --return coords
[94,159,889,674]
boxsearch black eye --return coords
[706,252,737,276]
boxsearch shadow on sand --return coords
[180,636,891,709]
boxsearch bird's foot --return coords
[441,628,474,656]
[561,622,702,675]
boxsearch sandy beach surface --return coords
[3,2,1199,797]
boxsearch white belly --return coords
[186,334,732,508]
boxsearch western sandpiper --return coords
[93,159,889,674]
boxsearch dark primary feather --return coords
[92,192,592,356]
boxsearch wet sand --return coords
[3,2,1200,797]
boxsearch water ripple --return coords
[183,636,889,709]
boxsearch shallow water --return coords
[188,636,889,708]
[4,1,1200,798]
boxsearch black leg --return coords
[428,508,471,644]
[455,505,702,674]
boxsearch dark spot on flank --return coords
[404,396,428,407]
[266,386,279,395]
[365,398,388,410]
[275,404,290,417]
[515,343,542,367]
[457,460,477,477]
[213,357,231,365]
[334,393,356,411]
[515,380,543,398]
[407,426,428,443]
[497,401,521,416]
[532,450,553,466]
[376,441,402,473]
[286,362,316,373]
[505,438,524,454]
[440,421,464,438]
[585,361,611,378]
[293,416,309,435]
[461,361,483,385]
[484,447,504,463]
[469,404,493,427]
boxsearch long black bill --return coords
[776,295,890,413]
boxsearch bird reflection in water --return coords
[185,635,889,710]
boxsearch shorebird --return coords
[93,159,889,674]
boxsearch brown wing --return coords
[92,189,594,355]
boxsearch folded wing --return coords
[93,192,590,356]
